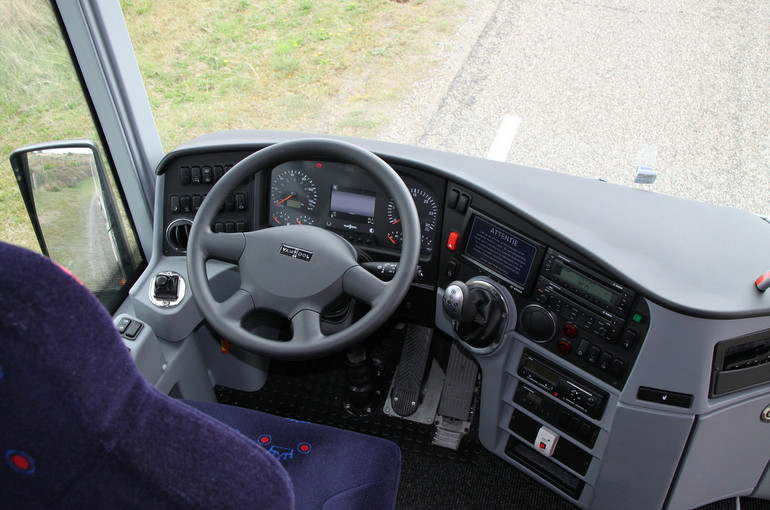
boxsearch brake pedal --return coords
[389,324,433,417]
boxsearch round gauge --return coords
[384,230,402,248]
[384,185,438,253]
[270,210,315,226]
[270,168,318,225]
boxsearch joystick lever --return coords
[442,280,506,349]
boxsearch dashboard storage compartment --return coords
[711,329,770,397]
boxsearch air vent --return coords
[166,219,192,253]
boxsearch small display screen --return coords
[330,186,376,219]
[464,216,538,287]
[524,359,559,386]
[558,266,614,305]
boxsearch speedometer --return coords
[384,185,438,253]
[270,168,318,225]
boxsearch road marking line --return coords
[486,114,521,162]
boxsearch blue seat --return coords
[0,241,400,509]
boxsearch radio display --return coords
[464,216,538,287]
[558,265,614,305]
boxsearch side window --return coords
[1,0,145,311]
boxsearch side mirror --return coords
[10,140,140,304]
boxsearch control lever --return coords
[442,280,506,350]
[361,261,423,282]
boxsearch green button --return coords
[632,313,644,324]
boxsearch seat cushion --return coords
[186,400,401,510]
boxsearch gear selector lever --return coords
[442,279,507,351]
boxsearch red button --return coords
[446,231,459,251]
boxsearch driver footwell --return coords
[213,324,753,510]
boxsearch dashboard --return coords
[153,131,770,510]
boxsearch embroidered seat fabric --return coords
[0,242,400,509]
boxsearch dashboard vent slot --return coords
[166,219,192,253]
[711,329,770,397]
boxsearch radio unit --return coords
[540,249,634,319]
[518,351,607,419]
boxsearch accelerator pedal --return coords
[389,324,434,417]
[433,342,478,450]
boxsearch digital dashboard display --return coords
[329,186,376,219]
[464,216,538,288]
[557,265,614,305]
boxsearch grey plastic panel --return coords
[196,324,269,392]
[621,302,770,415]
[115,314,166,384]
[667,393,770,509]
[591,404,693,510]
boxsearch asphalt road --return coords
[384,0,769,217]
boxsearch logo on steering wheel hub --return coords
[279,243,313,262]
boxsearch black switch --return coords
[587,346,601,364]
[124,321,142,339]
[116,317,131,334]
[576,339,591,358]
[191,166,202,184]
[235,193,247,211]
[180,166,191,185]
[170,195,180,213]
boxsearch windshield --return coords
[122,0,768,218]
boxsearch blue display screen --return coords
[464,216,538,287]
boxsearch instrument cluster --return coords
[268,160,439,255]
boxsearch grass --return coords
[1,0,468,249]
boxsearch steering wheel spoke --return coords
[343,265,389,305]
[290,309,324,344]
[221,289,257,322]
[202,230,246,263]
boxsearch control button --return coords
[447,189,460,209]
[213,165,224,181]
[598,352,613,371]
[609,358,626,377]
[214,222,225,233]
[637,386,693,409]
[558,411,571,429]
[446,231,459,251]
[225,222,235,233]
[457,193,470,214]
[235,193,247,211]
[180,195,192,213]
[170,195,180,213]
[192,194,202,211]
[576,339,591,358]
[124,320,142,339]
[563,323,578,338]
[191,166,202,184]
[579,423,593,440]
[632,312,645,324]
[568,417,581,433]
[202,166,212,184]
[180,166,191,185]
[446,258,459,278]
[225,195,235,212]
[556,340,572,355]
[116,317,131,334]
[587,346,601,364]
[622,329,639,350]
[236,221,246,232]
[536,293,549,305]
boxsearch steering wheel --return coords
[186,138,420,360]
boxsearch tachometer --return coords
[270,168,318,225]
[385,185,438,253]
